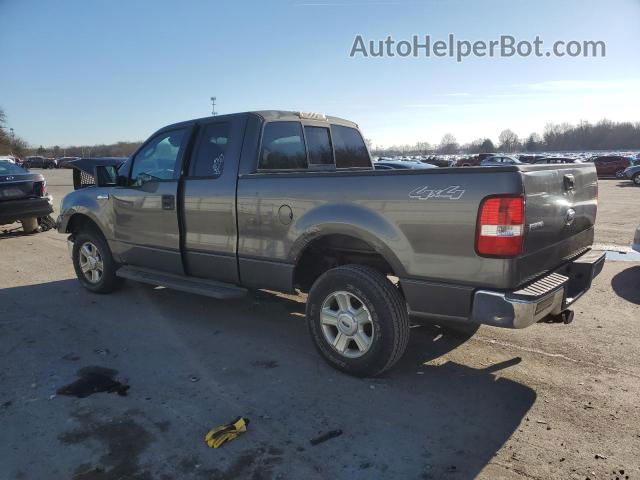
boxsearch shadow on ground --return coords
[611,265,640,305]
[0,279,536,480]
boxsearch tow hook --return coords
[542,309,574,325]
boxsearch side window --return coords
[331,125,371,168]
[259,122,307,170]
[190,123,230,177]
[131,129,187,185]
[304,126,333,166]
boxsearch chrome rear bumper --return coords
[471,250,606,329]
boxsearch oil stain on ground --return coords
[57,366,129,398]
[59,411,154,480]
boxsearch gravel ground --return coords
[0,170,639,480]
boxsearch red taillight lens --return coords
[476,196,524,257]
[34,181,47,197]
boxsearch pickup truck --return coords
[57,110,605,377]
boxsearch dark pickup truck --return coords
[57,111,604,376]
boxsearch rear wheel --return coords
[633,173,640,185]
[20,217,38,233]
[72,229,121,293]
[306,265,410,377]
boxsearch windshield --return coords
[0,161,27,175]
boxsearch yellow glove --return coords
[205,417,249,448]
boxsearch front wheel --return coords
[306,265,410,377]
[72,230,122,293]
[633,173,640,185]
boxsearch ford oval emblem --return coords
[565,208,576,225]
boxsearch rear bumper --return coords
[0,196,53,225]
[471,250,606,328]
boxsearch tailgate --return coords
[515,163,598,285]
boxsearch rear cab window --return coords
[331,124,371,168]
[259,122,307,170]
[258,120,371,171]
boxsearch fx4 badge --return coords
[409,185,465,200]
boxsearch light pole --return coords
[210,96,218,116]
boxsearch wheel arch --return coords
[290,205,410,293]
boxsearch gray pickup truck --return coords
[58,111,605,376]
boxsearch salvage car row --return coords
[375,152,640,179]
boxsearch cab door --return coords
[110,127,191,275]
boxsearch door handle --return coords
[162,195,175,210]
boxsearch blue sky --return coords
[1,0,638,148]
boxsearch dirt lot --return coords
[1,170,639,480]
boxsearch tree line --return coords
[372,119,640,156]
[2,106,638,160]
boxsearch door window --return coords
[190,123,230,177]
[131,129,187,185]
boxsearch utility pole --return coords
[210,96,218,116]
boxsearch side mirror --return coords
[94,165,118,187]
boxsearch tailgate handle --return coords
[161,195,175,210]
[563,174,575,191]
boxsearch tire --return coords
[633,173,640,186]
[72,229,122,293]
[306,265,410,377]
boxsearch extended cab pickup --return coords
[58,111,605,376]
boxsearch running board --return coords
[116,266,247,299]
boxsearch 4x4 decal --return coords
[409,185,465,200]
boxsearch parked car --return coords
[480,155,522,166]
[518,155,548,164]
[0,155,18,164]
[56,157,80,169]
[374,160,437,170]
[591,155,632,178]
[534,157,581,164]
[58,110,604,377]
[0,160,53,232]
[454,153,496,167]
[622,163,640,185]
[24,156,58,169]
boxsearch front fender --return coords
[289,203,410,277]
[57,189,114,240]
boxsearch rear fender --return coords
[289,203,409,277]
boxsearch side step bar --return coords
[116,266,247,299]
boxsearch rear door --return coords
[516,163,598,284]
[181,116,245,284]
[110,127,191,274]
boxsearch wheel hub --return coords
[337,313,357,336]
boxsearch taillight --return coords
[34,181,47,197]
[476,195,525,257]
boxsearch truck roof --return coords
[158,110,358,133]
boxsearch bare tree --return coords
[498,129,519,153]
[438,133,459,154]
